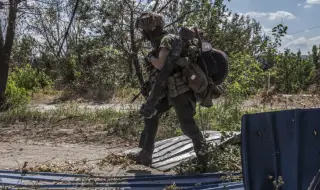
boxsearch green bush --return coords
[5,75,30,108]
[227,53,267,97]
[271,49,315,93]
[4,64,53,109]
[10,64,53,92]
[194,95,244,132]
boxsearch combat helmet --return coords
[135,12,165,30]
[135,12,167,41]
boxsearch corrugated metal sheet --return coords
[0,170,243,189]
[125,131,240,171]
[241,108,320,190]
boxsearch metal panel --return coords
[0,170,243,189]
[125,131,240,171]
[184,181,244,190]
[241,108,320,190]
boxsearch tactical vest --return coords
[148,34,191,98]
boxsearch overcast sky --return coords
[225,0,320,54]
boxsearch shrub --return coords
[9,64,53,92]
[5,75,30,108]
[227,53,267,97]
[4,64,53,109]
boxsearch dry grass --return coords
[97,153,135,170]
[26,161,95,174]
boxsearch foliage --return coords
[271,49,315,93]
[175,144,242,175]
[11,35,37,66]
[4,75,30,108]
[227,53,267,97]
[3,64,53,109]
[2,0,317,99]
[9,64,53,92]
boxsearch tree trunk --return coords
[0,56,9,107]
[0,0,19,109]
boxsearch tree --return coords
[312,45,319,69]
[0,0,24,109]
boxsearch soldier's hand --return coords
[139,103,157,119]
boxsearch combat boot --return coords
[192,138,209,173]
[127,148,153,167]
[136,149,153,166]
[195,146,209,173]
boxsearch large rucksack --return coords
[198,46,229,86]
[180,32,229,107]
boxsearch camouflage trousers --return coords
[138,91,205,158]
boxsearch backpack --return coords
[180,30,229,107]
[197,45,229,86]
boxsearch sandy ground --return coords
[0,140,168,177]
[0,123,168,176]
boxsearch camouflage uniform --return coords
[137,22,207,169]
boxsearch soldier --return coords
[133,12,208,171]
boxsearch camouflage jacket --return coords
[147,34,191,99]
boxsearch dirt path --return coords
[0,140,169,176]
[1,140,114,171]
[0,122,169,176]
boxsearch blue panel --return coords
[184,182,244,190]
[241,108,320,190]
[0,170,243,189]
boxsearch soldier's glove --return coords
[141,81,151,97]
[139,103,157,119]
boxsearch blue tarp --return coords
[0,170,243,189]
[241,108,320,190]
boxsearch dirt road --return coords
[0,122,168,176]
[0,140,165,176]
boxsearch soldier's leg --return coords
[171,91,208,170]
[136,97,171,166]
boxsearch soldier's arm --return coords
[149,47,169,70]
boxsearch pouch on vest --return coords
[182,62,208,93]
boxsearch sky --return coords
[224,0,320,54]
